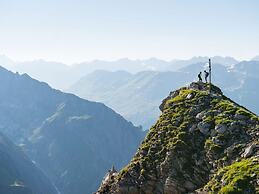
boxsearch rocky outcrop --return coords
[95,82,259,194]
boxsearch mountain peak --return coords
[188,82,222,94]
[159,82,223,112]
[96,82,259,194]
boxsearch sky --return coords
[0,0,259,64]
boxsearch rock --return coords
[215,124,227,134]
[234,114,248,120]
[196,111,213,121]
[189,82,205,91]
[164,178,180,194]
[184,180,196,190]
[211,93,223,100]
[195,189,209,194]
[95,82,259,194]
[186,93,194,100]
[242,144,256,158]
[120,186,139,193]
[250,117,258,124]
[195,159,203,166]
[188,82,223,95]
[238,120,247,126]
[190,106,202,116]
[140,149,148,157]
[160,90,180,111]
[196,111,206,121]
[229,121,240,131]
[174,117,182,126]
[212,137,225,146]
[210,129,217,137]
[189,124,197,133]
[197,122,211,135]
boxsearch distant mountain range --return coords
[68,61,259,130]
[0,54,258,193]
[0,66,144,194]
[68,70,189,129]
[0,55,240,89]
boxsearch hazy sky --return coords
[0,0,259,64]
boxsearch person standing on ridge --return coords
[198,72,202,82]
[204,70,209,83]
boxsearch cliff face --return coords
[96,82,259,194]
[0,66,144,194]
[0,132,57,194]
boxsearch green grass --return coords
[236,109,253,118]
[205,157,259,194]
[204,138,222,154]
[114,84,259,192]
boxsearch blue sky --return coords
[0,0,259,63]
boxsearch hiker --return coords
[204,70,209,83]
[198,72,202,82]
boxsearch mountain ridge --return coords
[96,82,259,194]
[0,55,240,89]
[0,65,144,194]
[68,61,259,130]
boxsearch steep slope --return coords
[0,66,144,194]
[27,99,144,194]
[69,70,191,129]
[224,61,259,115]
[96,82,259,194]
[0,132,57,194]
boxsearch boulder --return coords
[189,106,202,116]
[159,90,180,111]
[242,144,256,158]
[238,120,248,126]
[215,124,227,134]
[189,124,197,133]
[197,122,211,135]
[186,93,195,100]
[196,111,206,121]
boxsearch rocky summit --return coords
[95,82,259,194]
